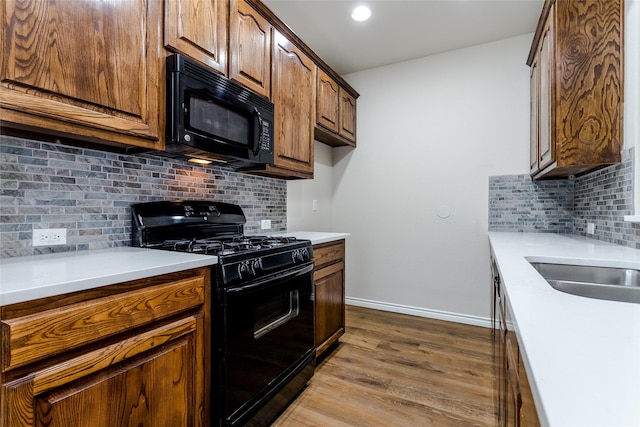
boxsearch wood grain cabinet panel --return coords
[229,0,271,98]
[313,240,346,357]
[519,351,541,427]
[0,0,164,150]
[316,69,340,134]
[528,0,622,179]
[1,275,205,371]
[164,0,228,75]
[491,255,540,427]
[265,30,315,179]
[338,88,357,144]
[0,267,210,427]
[314,69,357,147]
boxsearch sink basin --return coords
[529,262,640,303]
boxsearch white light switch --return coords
[261,219,271,230]
[312,200,318,211]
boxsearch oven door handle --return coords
[225,262,314,296]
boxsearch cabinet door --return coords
[339,88,357,144]
[229,0,271,98]
[271,31,315,178]
[316,69,340,133]
[519,352,541,427]
[2,316,205,427]
[314,261,345,355]
[165,0,228,75]
[537,6,554,171]
[529,54,540,174]
[0,0,163,149]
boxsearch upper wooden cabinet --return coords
[164,0,229,75]
[260,30,315,179]
[0,0,164,151]
[315,69,357,146]
[229,0,272,98]
[339,88,357,144]
[316,70,340,134]
[528,0,623,180]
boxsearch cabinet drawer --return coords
[1,274,206,372]
[313,240,345,270]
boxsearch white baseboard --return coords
[345,297,492,328]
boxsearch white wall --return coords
[288,4,638,324]
[334,34,532,324]
[287,142,335,231]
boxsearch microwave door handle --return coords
[252,107,263,156]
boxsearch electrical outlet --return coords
[587,223,595,235]
[33,228,67,246]
[261,219,271,230]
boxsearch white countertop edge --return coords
[0,247,217,306]
[267,231,350,245]
[488,232,640,427]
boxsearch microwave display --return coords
[188,95,249,147]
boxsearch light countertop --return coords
[489,232,640,427]
[0,247,217,306]
[268,231,350,245]
[0,232,349,307]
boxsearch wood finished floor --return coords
[273,305,498,427]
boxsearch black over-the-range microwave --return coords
[165,54,274,168]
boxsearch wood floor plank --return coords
[273,305,498,427]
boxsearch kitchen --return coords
[1,0,639,426]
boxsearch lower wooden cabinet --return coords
[313,240,346,356]
[491,256,540,427]
[0,268,210,427]
[519,351,541,427]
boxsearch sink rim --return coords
[526,259,640,304]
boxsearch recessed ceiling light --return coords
[351,5,371,22]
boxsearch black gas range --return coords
[131,200,315,426]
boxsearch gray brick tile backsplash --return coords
[4,134,637,257]
[490,148,640,249]
[0,135,286,258]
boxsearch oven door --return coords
[219,262,315,426]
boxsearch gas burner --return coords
[247,236,298,248]
[154,235,303,256]
[191,241,225,255]
[159,239,197,251]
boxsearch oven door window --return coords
[187,94,250,147]
[222,266,314,420]
[254,290,300,339]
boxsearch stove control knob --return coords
[292,248,310,263]
[252,258,263,273]
[237,260,256,279]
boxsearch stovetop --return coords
[131,200,313,286]
[151,235,300,256]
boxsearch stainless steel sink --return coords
[529,262,640,303]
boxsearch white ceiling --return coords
[262,0,544,75]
